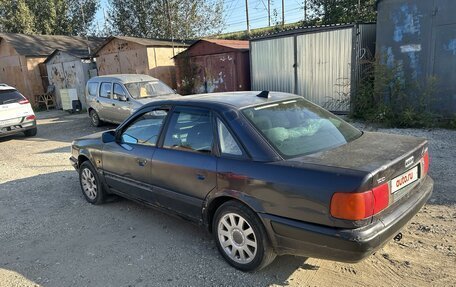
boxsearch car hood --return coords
[283,131,427,173]
[75,130,106,141]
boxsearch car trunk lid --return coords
[287,131,429,222]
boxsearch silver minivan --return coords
[85,74,179,126]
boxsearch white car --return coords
[0,84,37,137]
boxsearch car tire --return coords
[79,161,105,204]
[213,200,276,272]
[24,127,37,137]
[89,110,102,127]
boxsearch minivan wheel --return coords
[213,201,276,272]
[89,110,102,127]
[79,161,105,204]
[24,127,37,137]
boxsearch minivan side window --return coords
[88,82,98,97]
[99,82,112,98]
[113,83,127,100]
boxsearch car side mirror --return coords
[118,95,128,102]
[102,130,116,143]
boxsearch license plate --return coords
[391,166,419,193]
[0,118,19,127]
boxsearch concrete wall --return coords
[96,38,183,88]
[0,40,45,104]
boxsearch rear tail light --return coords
[19,99,29,104]
[26,115,36,120]
[330,182,390,221]
[421,150,429,176]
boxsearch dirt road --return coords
[0,111,454,286]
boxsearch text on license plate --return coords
[391,166,419,193]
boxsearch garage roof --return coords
[0,33,104,57]
[92,35,188,56]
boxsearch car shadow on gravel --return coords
[0,171,311,286]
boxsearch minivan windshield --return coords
[242,98,362,158]
[125,81,174,99]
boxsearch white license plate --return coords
[0,118,19,127]
[391,166,419,193]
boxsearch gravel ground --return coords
[0,111,455,287]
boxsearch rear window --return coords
[0,90,25,105]
[242,98,362,158]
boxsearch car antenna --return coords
[257,91,269,98]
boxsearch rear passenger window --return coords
[216,118,242,156]
[163,109,213,154]
[88,83,98,97]
[99,82,112,98]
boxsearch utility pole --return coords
[245,0,250,33]
[304,0,307,22]
[268,0,271,26]
[163,0,175,56]
[281,0,285,27]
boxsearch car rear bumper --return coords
[0,119,36,137]
[260,176,434,263]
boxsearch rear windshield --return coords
[125,81,174,99]
[0,90,25,105]
[242,98,362,158]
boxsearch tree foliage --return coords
[108,0,224,39]
[0,0,99,35]
[307,0,376,24]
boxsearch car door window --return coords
[121,109,168,146]
[99,82,112,98]
[163,109,213,154]
[113,83,127,101]
[88,83,98,97]
[216,118,243,156]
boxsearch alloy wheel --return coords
[217,213,258,264]
[81,168,97,200]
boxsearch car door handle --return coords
[136,158,147,166]
[196,174,205,180]
[96,100,100,103]
[112,103,116,106]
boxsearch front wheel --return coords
[89,109,102,127]
[213,201,276,272]
[79,161,105,204]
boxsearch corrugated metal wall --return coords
[250,24,376,113]
[251,36,295,93]
[296,28,353,111]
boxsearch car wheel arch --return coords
[204,191,264,233]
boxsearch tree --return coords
[0,0,99,35]
[308,0,376,24]
[108,0,225,39]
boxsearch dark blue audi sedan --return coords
[70,91,433,271]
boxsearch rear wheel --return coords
[79,161,105,204]
[213,201,276,272]
[89,109,102,127]
[24,127,37,137]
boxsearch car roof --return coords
[0,84,16,91]
[142,91,302,110]
[88,74,159,84]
